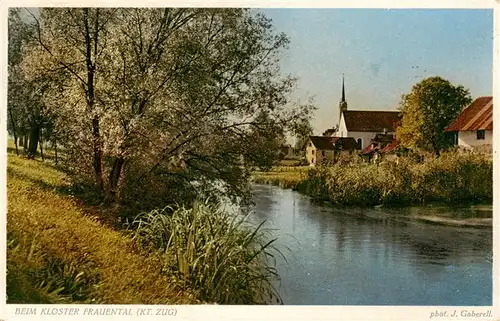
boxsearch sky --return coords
[260,9,493,136]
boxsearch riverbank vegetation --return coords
[7,151,281,303]
[7,153,195,304]
[7,8,315,304]
[253,150,492,207]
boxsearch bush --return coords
[130,200,283,304]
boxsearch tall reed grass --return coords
[7,233,100,303]
[254,151,492,206]
[298,151,492,206]
[130,200,283,304]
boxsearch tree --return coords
[19,8,315,208]
[23,8,118,189]
[8,8,32,156]
[396,76,472,155]
[293,117,313,152]
[8,8,55,159]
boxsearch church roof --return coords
[445,96,493,132]
[343,110,400,133]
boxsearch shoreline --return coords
[410,215,492,228]
[251,180,492,229]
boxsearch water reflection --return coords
[250,184,492,306]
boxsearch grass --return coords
[7,144,282,304]
[7,153,198,304]
[252,166,309,189]
[277,159,303,167]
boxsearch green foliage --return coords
[130,201,283,304]
[397,76,472,154]
[7,234,100,304]
[16,8,315,207]
[8,9,56,158]
[255,152,492,206]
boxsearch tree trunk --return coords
[28,125,40,159]
[8,108,19,155]
[92,117,103,190]
[23,134,28,150]
[108,156,124,203]
[85,8,103,192]
[39,136,45,161]
[54,138,58,165]
[19,136,24,147]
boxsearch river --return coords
[250,184,492,305]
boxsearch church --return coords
[323,77,400,150]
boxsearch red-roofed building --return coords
[360,133,398,162]
[304,136,358,166]
[326,76,401,150]
[338,110,400,150]
[380,139,399,154]
[445,96,493,149]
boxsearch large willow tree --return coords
[18,8,314,209]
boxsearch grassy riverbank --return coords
[7,154,198,304]
[7,148,280,304]
[253,151,492,208]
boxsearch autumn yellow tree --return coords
[396,77,471,155]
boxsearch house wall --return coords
[345,131,380,150]
[305,140,339,166]
[458,130,493,149]
[344,131,394,150]
[338,116,347,137]
[316,149,337,166]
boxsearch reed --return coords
[254,151,492,206]
[130,201,283,304]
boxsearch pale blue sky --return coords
[260,9,493,135]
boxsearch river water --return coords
[250,184,492,306]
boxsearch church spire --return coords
[341,74,346,103]
[338,74,348,130]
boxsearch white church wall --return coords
[345,131,381,149]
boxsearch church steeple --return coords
[341,74,346,104]
[338,74,348,129]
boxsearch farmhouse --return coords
[445,96,493,150]
[304,136,358,166]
